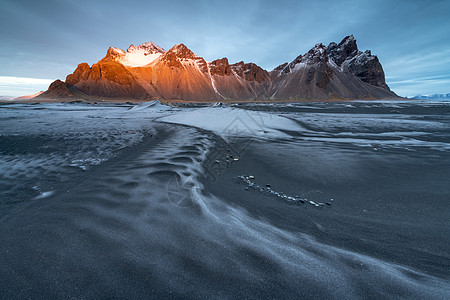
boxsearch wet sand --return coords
[0,101,449,298]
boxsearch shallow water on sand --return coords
[0,101,449,298]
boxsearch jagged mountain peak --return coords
[127,42,165,54]
[326,35,389,89]
[313,43,327,50]
[156,43,209,73]
[100,42,165,67]
[339,34,356,45]
[101,47,126,62]
[166,43,199,59]
[303,43,328,64]
[209,58,232,76]
[108,46,126,55]
[274,43,329,75]
[229,61,269,83]
[327,35,359,66]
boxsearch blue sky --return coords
[0,0,449,97]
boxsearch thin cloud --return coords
[0,76,53,97]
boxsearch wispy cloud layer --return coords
[0,76,53,97]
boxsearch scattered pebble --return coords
[237,175,334,208]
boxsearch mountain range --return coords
[36,35,400,101]
[410,93,450,100]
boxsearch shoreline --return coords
[0,97,413,105]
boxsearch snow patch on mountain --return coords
[120,50,162,67]
[127,42,165,54]
[207,62,226,99]
[117,42,166,67]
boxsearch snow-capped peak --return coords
[118,42,165,67]
[327,35,359,67]
[300,43,328,65]
[167,44,199,59]
[274,43,330,75]
[127,42,165,55]
[108,47,126,55]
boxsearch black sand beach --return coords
[0,101,449,298]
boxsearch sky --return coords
[0,0,449,97]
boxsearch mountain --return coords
[14,91,44,100]
[0,96,15,101]
[270,35,396,100]
[410,93,450,100]
[36,36,399,101]
[37,80,77,100]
